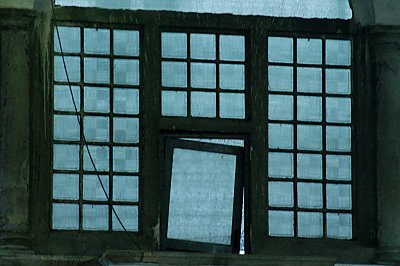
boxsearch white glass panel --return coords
[113,147,139,173]
[268,152,293,178]
[220,93,245,119]
[297,67,322,93]
[191,92,216,118]
[83,204,108,231]
[84,87,110,113]
[268,182,293,207]
[84,116,109,142]
[114,117,139,143]
[190,34,216,60]
[113,175,139,202]
[54,85,80,112]
[162,32,187,59]
[52,203,79,230]
[326,97,351,123]
[268,95,293,120]
[268,123,293,149]
[162,91,187,117]
[297,153,322,180]
[84,58,110,83]
[84,28,110,55]
[220,35,245,62]
[268,211,294,237]
[298,212,323,238]
[114,30,139,56]
[191,63,216,89]
[326,126,351,152]
[54,56,80,82]
[327,213,352,239]
[326,69,351,95]
[297,182,323,209]
[53,144,80,170]
[54,115,80,141]
[180,138,244,147]
[112,205,138,231]
[114,59,140,85]
[54,26,80,53]
[297,96,322,122]
[114,88,139,115]
[53,174,79,200]
[83,145,109,171]
[162,62,187,88]
[83,175,109,201]
[220,64,245,90]
[297,38,322,65]
[326,155,351,181]
[297,125,322,151]
[268,66,293,92]
[268,37,293,63]
[327,184,352,210]
[326,39,351,66]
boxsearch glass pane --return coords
[84,28,110,55]
[52,203,79,230]
[298,212,323,238]
[113,117,139,143]
[268,123,293,149]
[220,35,245,62]
[268,211,294,237]
[327,184,352,210]
[297,96,322,122]
[54,26,80,53]
[268,95,293,120]
[297,38,322,64]
[268,37,293,63]
[327,213,352,239]
[268,182,293,207]
[162,32,187,59]
[191,63,216,89]
[54,85,80,112]
[54,56,80,82]
[162,91,187,117]
[84,116,109,142]
[326,126,351,152]
[219,64,245,90]
[190,34,216,60]
[297,67,322,93]
[113,175,139,202]
[268,66,293,92]
[297,153,322,180]
[326,69,351,95]
[112,205,138,231]
[326,97,351,123]
[54,115,80,141]
[114,30,139,56]
[53,174,79,200]
[113,147,139,173]
[84,87,110,113]
[84,58,110,84]
[114,88,139,115]
[83,145,109,171]
[53,144,80,170]
[220,93,245,119]
[191,92,216,118]
[326,155,351,181]
[167,148,237,245]
[114,59,140,85]
[297,125,322,151]
[326,39,351,66]
[162,62,187,88]
[83,204,108,231]
[268,152,293,178]
[83,175,109,201]
[297,182,323,209]
[181,138,244,147]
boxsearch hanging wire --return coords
[50,0,140,250]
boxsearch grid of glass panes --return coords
[161,31,246,119]
[52,26,140,232]
[267,36,352,239]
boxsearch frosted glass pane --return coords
[162,32,187,59]
[54,115,80,141]
[190,34,216,60]
[114,30,139,56]
[114,88,139,115]
[268,152,293,178]
[83,145,109,171]
[167,148,237,245]
[54,26,80,53]
[297,182,323,209]
[83,175,109,201]
[268,66,293,92]
[326,97,351,123]
[84,116,109,142]
[326,155,351,181]
[191,92,216,118]
[220,35,245,62]
[114,59,139,85]
[220,93,245,119]
[268,211,294,237]
[53,144,80,170]
[84,58,110,83]
[55,0,353,20]
[54,85,80,112]
[191,63,216,89]
[297,67,322,93]
[326,39,351,66]
[326,126,351,152]
[327,184,352,210]
[84,87,110,113]
[53,174,79,200]
[112,205,138,231]
[113,175,139,202]
[113,147,139,173]
[162,62,187,88]
[297,38,322,65]
[297,153,322,180]
[83,204,108,231]
[326,69,351,95]
[268,95,293,120]
[181,138,244,147]
[162,91,187,117]
[52,203,79,230]
[327,213,352,239]
[298,212,323,238]
[297,125,322,151]
[268,37,293,63]
[113,117,139,143]
[268,123,293,149]
[84,28,110,55]
[297,96,322,122]
[54,56,80,82]
[268,182,293,207]
[219,64,245,90]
